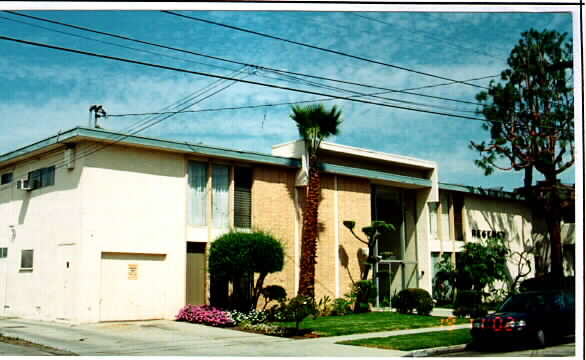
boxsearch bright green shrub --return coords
[391,288,434,315]
[208,230,284,311]
[329,298,352,316]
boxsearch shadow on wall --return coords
[467,204,533,289]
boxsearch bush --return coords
[329,297,352,316]
[282,295,318,330]
[351,280,377,313]
[261,285,287,311]
[453,290,487,318]
[228,309,268,325]
[176,304,234,327]
[316,295,333,317]
[208,230,284,311]
[391,288,434,315]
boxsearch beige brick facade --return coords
[251,165,298,301]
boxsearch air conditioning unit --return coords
[16,179,32,191]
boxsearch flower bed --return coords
[176,304,235,327]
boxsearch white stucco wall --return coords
[77,142,187,323]
[0,145,84,321]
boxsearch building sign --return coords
[128,264,138,280]
[471,229,506,240]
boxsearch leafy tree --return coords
[471,29,574,281]
[455,237,510,292]
[343,220,395,281]
[290,104,343,298]
[208,230,284,311]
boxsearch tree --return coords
[290,104,342,299]
[470,29,574,281]
[208,230,284,311]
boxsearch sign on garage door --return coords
[100,252,166,321]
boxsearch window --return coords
[1,172,12,185]
[188,161,208,226]
[453,195,464,241]
[0,247,7,258]
[20,249,33,269]
[234,167,252,228]
[212,165,230,228]
[28,166,55,190]
[428,202,438,240]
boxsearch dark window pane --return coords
[1,173,13,185]
[234,167,252,228]
[21,249,33,269]
[453,195,464,241]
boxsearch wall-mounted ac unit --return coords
[16,179,32,191]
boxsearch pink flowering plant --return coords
[176,304,235,327]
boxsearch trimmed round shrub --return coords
[391,288,434,315]
[262,285,287,303]
[208,230,284,311]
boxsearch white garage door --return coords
[100,252,167,321]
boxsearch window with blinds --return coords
[234,167,252,228]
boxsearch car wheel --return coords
[535,329,547,348]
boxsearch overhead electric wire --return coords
[161,10,491,90]
[0,34,491,124]
[4,10,489,107]
[0,14,241,73]
[0,64,250,193]
[349,12,502,60]
[257,68,480,114]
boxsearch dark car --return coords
[471,290,575,348]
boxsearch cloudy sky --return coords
[0,3,579,190]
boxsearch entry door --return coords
[56,244,75,321]
[186,242,206,305]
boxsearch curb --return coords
[402,344,469,357]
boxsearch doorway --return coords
[186,242,206,305]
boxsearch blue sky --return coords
[0,4,579,191]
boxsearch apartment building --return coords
[0,126,565,323]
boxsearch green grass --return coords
[273,312,470,337]
[337,328,472,351]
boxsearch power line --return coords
[349,12,502,60]
[0,66,250,194]
[0,34,490,123]
[0,14,241,74]
[162,10,490,90]
[4,11,488,107]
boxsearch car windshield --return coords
[499,293,562,313]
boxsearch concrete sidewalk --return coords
[0,316,470,356]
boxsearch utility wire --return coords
[349,13,502,60]
[0,34,490,123]
[162,10,490,90]
[0,14,240,73]
[0,66,250,194]
[4,11,488,107]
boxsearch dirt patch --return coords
[0,334,77,355]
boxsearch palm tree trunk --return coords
[297,166,320,298]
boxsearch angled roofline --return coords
[0,127,301,168]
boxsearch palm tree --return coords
[290,104,342,298]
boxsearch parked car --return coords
[471,290,575,348]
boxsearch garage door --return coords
[100,252,167,321]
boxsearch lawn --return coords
[337,328,472,351]
[274,312,470,337]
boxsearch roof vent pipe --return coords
[89,105,106,128]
